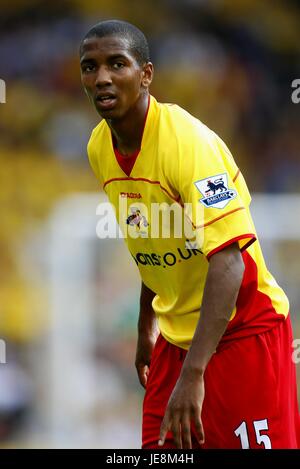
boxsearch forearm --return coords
[181,243,245,378]
[158,244,245,448]
[138,281,157,335]
[135,282,157,388]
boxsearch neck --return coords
[108,93,149,156]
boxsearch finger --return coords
[137,368,145,388]
[181,416,192,449]
[137,365,148,388]
[171,414,182,449]
[194,413,205,444]
[141,365,150,388]
[158,414,170,447]
[145,365,150,381]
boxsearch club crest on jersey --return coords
[194,173,237,209]
[126,206,149,237]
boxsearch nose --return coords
[95,65,112,87]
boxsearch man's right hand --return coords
[135,331,157,388]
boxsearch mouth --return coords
[95,94,117,111]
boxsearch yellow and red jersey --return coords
[87,95,289,349]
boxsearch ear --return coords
[141,62,154,88]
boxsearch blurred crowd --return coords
[0,0,299,446]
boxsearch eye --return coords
[82,64,96,73]
[112,62,125,70]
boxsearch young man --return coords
[80,20,300,449]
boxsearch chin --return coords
[97,108,124,121]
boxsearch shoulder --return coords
[156,100,238,180]
[157,100,219,150]
[87,119,108,153]
[86,119,109,182]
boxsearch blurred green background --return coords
[0,0,299,448]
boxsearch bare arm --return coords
[159,242,245,448]
[135,282,158,388]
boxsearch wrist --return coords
[180,361,206,380]
[181,354,206,379]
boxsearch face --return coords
[80,35,153,120]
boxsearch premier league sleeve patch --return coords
[194,173,237,209]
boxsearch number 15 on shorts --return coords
[234,419,272,449]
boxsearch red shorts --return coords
[142,316,300,449]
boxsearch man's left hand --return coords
[158,372,205,449]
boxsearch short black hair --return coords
[80,20,150,66]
